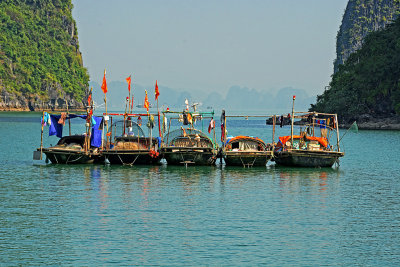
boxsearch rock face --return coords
[334,0,400,72]
[0,84,84,111]
[0,0,89,111]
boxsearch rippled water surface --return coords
[1,112,400,265]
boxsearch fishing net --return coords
[349,121,359,133]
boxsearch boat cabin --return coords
[225,136,268,152]
[165,128,215,149]
[107,118,159,151]
[55,135,86,150]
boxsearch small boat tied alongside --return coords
[272,96,344,168]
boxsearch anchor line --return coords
[117,153,140,166]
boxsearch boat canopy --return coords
[164,127,214,147]
[48,114,103,148]
[108,120,146,138]
[227,136,266,145]
[277,135,328,148]
[226,135,267,151]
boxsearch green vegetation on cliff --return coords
[335,0,400,72]
[0,0,89,101]
[311,17,400,120]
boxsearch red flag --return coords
[144,90,149,112]
[155,80,160,100]
[101,70,108,94]
[208,118,215,133]
[87,93,92,106]
[126,76,131,92]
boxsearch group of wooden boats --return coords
[34,97,344,168]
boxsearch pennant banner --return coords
[101,70,108,94]
[144,90,149,112]
[126,76,131,92]
[155,80,160,100]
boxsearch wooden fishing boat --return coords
[273,135,344,167]
[272,97,344,167]
[34,112,103,164]
[161,110,218,166]
[219,112,274,167]
[40,134,101,164]
[223,136,273,167]
[100,114,162,165]
[161,127,218,165]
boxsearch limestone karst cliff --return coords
[334,0,400,72]
[0,0,89,111]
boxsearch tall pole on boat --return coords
[291,95,295,148]
[335,114,341,152]
[86,87,94,153]
[272,115,276,151]
[127,75,132,114]
[157,100,161,142]
[221,109,226,146]
[40,111,45,160]
[66,99,71,136]
[105,93,108,147]
[123,97,128,136]
[155,80,162,142]
[101,69,109,148]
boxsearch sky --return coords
[71,0,348,97]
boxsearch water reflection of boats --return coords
[101,114,161,165]
[271,166,341,192]
[273,97,344,168]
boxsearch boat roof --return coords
[109,120,146,137]
[278,135,328,148]
[165,127,213,144]
[227,136,266,145]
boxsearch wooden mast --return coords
[40,111,45,160]
[335,114,341,152]
[272,115,276,151]
[66,99,71,136]
[290,95,295,148]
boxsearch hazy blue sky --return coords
[71,0,348,97]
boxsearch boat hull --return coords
[223,151,273,167]
[102,150,161,165]
[161,147,217,166]
[41,148,100,164]
[273,149,344,168]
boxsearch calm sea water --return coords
[1,112,400,265]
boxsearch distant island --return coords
[90,80,316,113]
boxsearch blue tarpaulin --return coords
[91,116,103,148]
[48,114,102,147]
